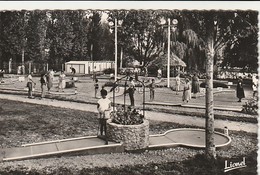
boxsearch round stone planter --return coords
[107,119,149,151]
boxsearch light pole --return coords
[160,18,178,88]
[21,37,27,74]
[109,18,123,81]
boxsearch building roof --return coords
[152,53,186,67]
[65,61,115,64]
[161,54,186,67]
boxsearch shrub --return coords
[65,81,75,88]
[104,81,114,87]
[200,81,228,88]
[242,98,258,115]
[103,68,114,74]
[110,105,144,125]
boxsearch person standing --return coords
[134,68,139,81]
[182,78,191,103]
[191,73,200,98]
[100,85,107,96]
[27,73,36,98]
[128,77,135,106]
[157,68,162,80]
[46,69,54,93]
[149,79,155,101]
[110,78,119,92]
[93,66,97,81]
[40,73,46,99]
[236,76,245,102]
[97,89,111,144]
[94,79,99,98]
[175,74,181,95]
[70,67,76,75]
[58,71,66,92]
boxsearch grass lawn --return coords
[0,99,257,175]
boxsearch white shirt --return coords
[97,98,111,112]
[129,80,135,88]
[176,76,180,84]
[28,74,33,82]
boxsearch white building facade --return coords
[65,61,115,74]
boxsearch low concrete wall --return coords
[107,119,149,151]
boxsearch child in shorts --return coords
[97,89,111,143]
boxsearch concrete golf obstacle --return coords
[0,128,231,162]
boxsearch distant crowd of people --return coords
[23,66,258,105]
[26,67,76,99]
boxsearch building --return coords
[65,61,115,74]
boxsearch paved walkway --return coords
[0,94,257,133]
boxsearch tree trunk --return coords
[205,17,216,159]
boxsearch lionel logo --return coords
[224,157,247,172]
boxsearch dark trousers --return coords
[99,117,108,144]
[27,82,33,97]
[99,118,107,136]
[128,88,135,106]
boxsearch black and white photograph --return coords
[0,1,259,174]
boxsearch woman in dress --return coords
[58,71,66,92]
[182,78,191,103]
[175,74,181,95]
[191,73,200,98]
[46,69,54,93]
[236,76,245,102]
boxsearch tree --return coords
[87,11,104,61]
[26,10,48,70]
[0,11,28,69]
[68,10,90,61]
[222,11,258,72]
[46,10,75,70]
[193,10,257,159]
[107,10,170,69]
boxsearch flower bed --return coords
[107,119,149,151]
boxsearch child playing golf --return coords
[97,89,111,144]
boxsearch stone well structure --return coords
[106,119,149,151]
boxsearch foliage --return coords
[0,11,27,65]
[110,105,144,125]
[69,10,90,61]
[103,68,114,74]
[200,81,228,88]
[26,10,48,66]
[242,98,258,115]
[0,10,258,74]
